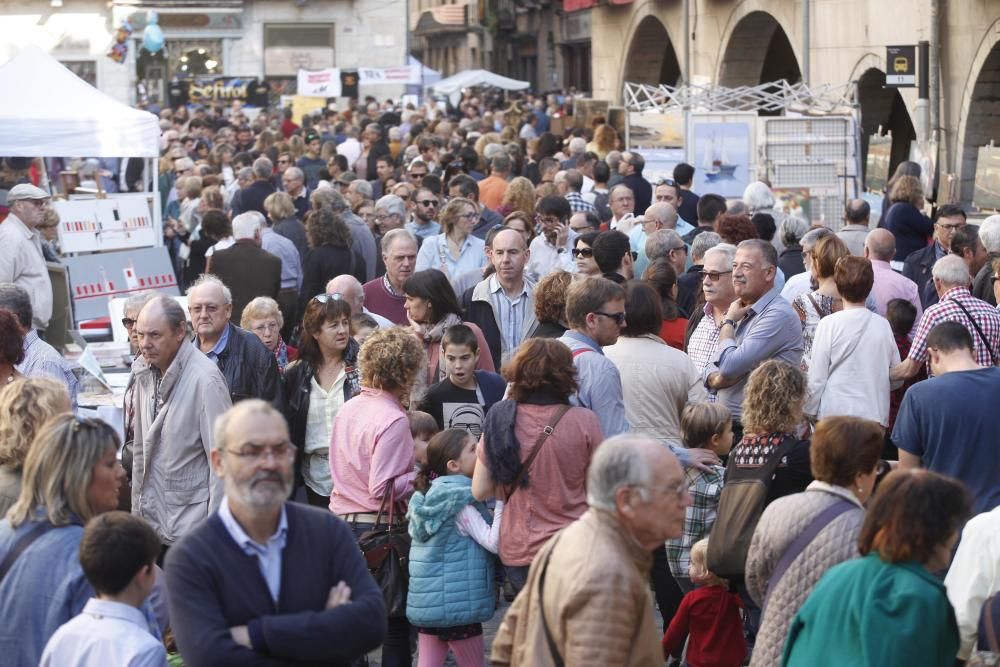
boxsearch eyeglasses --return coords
[252,322,280,333]
[535,215,562,226]
[934,222,966,231]
[593,310,626,326]
[669,245,688,253]
[409,172,427,180]
[312,293,345,304]
[572,247,594,258]
[700,270,733,281]
[122,317,137,329]
[417,200,438,207]
[224,441,296,461]
[373,214,397,223]
[456,212,478,221]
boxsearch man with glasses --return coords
[903,204,966,301]
[618,151,652,215]
[131,295,232,547]
[704,239,803,440]
[686,243,737,377]
[274,152,293,192]
[165,400,385,664]
[405,187,441,244]
[406,158,429,188]
[558,276,630,437]
[526,195,575,281]
[187,275,282,406]
[0,184,53,330]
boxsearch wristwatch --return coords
[722,319,738,330]
[556,247,566,254]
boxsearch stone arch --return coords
[717,9,801,90]
[956,20,1000,206]
[620,14,682,89]
[855,67,917,183]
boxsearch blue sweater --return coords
[165,502,386,666]
[406,475,495,627]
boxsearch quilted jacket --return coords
[745,482,865,667]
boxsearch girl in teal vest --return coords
[406,429,504,666]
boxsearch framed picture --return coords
[627,110,685,149]
[974,144,1000,212]
[686,113,756,198]
[865,134,891,192]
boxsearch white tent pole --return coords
[152,157,162,248]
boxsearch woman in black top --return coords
[298,207,366,315]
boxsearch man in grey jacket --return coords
[131,296,232,548]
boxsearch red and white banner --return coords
[359,65,421,86]
[297,68,342,98]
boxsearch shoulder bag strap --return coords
[951,298,998,365]
[806,293,828,320]
[762,499,855,615]
[537,534,566,667]
[374,475,397,526]
[506,404,571,501]
[0,521,56,586]
[826,312,873,377]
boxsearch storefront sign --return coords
[169,77,269,106]
[297,68,342,98]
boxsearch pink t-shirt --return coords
[328,389,416,516]
[477,403,604,565]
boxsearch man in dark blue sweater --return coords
[165,400,386,666]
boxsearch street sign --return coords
[885,45,916,87]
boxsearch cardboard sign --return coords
[54,198,157,254]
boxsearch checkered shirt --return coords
[665,464,725,580]
[909,286,1000,369]
[688,305,722,377]
[564,191,597,215]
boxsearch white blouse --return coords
[303,371,346,495]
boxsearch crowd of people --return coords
[0,92,1000,667]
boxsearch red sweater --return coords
[662,585,746,667]
[363,277,408,325]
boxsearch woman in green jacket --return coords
[782,469,970,667]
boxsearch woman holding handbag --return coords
[471,338,604,594]
[745,416,884,667]
[805,256,902,427]
[328,326,427,667]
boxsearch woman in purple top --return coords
[328,326,426,667]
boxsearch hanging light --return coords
[205,59,218,70]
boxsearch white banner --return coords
[296,68,342,98]
[358,65,421,86]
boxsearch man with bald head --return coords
[325,274,394,329]
[864,228,922,321]
[630,202,679,278]
[131,296,232,548]
[837,199,871,256]
[465,228,537,368]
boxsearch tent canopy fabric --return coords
[408,55,442,88]
[0,46,159,158]
[429,69,530,96]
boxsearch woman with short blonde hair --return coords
[264,191,297,223]
[241,296,297,373]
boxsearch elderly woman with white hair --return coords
[744,181,787,254]
[241,296,297,373]
[778,216,810,278]
[415,196,488,285]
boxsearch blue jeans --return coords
[504,564,530,596]
[349,521,414,667]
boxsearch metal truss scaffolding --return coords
[623,80,856,115]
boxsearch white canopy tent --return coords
[0,46,159,158]
[429,69,530,104]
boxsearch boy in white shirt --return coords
[40,511,167,667]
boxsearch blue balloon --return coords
[143,12,164,54]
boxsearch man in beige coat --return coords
[131,296,232,548]
[491,435,692,666]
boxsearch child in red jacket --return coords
[662,538,747,667]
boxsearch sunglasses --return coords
[417,200,438,207]
[312,293,345,304]
[699,270,732,281]
[572,247,593,258]
[593,310,626,326]
[122,317,137,328]
[409,172,427,179]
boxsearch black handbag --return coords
[357,478,411,619]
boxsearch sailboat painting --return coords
[691,121,752,197]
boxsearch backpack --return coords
[969,592,1000,667]
[707,434,801,580]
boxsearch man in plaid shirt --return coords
[892,255,1000,381]
[562,169,597,215]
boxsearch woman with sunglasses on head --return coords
[0,415,137,667]
[573,230,602,277]
[283,293,360,508]
[414,197,487,288]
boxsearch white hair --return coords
[690,232,722,263]
[252,157,273,180]
[932,254,971,287]
[350,179,373,199]
[375,194,407,219]
[780,215,810,246]
[645,229,685,260]
[186,273,233,305]
[569,137,586,155]
[586,435,658,511]
[743,181,775,212]
[232,211,264,240]
[980,215,1000,254]
[703,242,737,267]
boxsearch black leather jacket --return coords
[201,323,284,408]
[281,338,361,450]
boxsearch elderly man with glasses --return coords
[0,184,53,330]
[165,400,386,665]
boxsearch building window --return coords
[264,23,335,77]
[61,60,97,87]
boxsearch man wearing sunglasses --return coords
[0,184,52,330]
[405,187,441,244]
